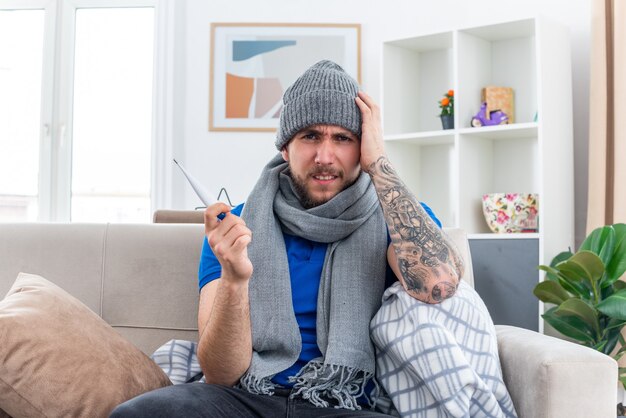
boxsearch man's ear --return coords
[281,147,289,162]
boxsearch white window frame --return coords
[1,0,58,220]
[0,0,175,221]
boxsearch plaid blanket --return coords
[151,339,205,385]
[370,281,517,418]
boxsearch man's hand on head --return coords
[355,91,386,173]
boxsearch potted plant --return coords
[533,223,626,414]
[438,90,454,130]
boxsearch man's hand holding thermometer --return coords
[174,158,252,282]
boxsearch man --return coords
[112,60,464,417]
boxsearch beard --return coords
[288,165,360,209]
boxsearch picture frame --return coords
[209,23,361,132]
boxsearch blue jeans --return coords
[110,383,394,418]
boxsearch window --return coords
[0,0,158,223]
[0,9,45,221]
[71,7,154,222]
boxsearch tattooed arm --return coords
[370,156,464,302]
[356,92,464,303]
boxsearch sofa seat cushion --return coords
[0,273,171,418]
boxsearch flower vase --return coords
[440,114,454,130]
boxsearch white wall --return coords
[170,0,590,246]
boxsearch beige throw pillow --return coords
[0,273,171,418]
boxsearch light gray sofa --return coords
[0,223,617,418]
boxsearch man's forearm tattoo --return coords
[368,156,464,302]
[398,259,430,294]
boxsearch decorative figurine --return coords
[471,102,508,127]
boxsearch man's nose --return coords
[314,137,335,165]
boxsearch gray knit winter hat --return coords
[275,60,361,150]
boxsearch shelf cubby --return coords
[457,19,537,127]
[382,32,453,135]
[458,132,538,234]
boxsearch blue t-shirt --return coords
[198,201,441,387]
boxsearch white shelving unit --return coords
[381,17,574,331]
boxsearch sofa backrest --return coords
[0,223,473,355]
[0,223,205,355]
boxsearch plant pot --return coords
[440,114,454,130]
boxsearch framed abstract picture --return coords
[209,23,361,132]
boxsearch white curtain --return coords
[587,0,626,232]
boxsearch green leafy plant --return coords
[534,223,626,387]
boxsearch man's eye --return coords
[303,133,317,140]
[336,135,351,142]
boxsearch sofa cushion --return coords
[0,273,171,418]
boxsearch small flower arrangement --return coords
[439,90,454,116]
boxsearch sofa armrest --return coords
[495,325,617,418]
